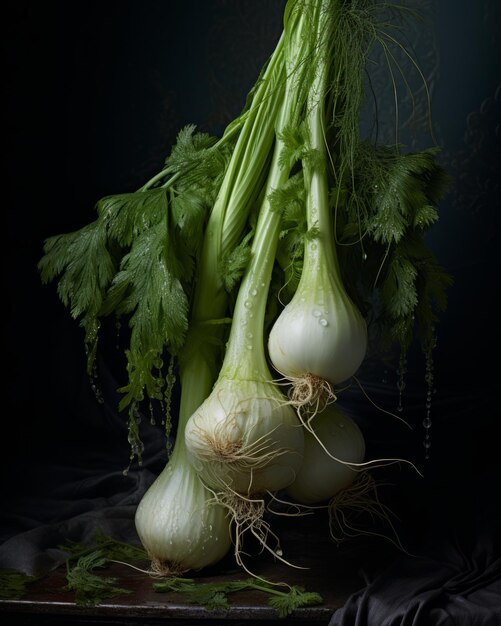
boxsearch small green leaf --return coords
[98,188,167,246]
[219,230,253,292]
[0,570,38,600]
[267,585,323,618]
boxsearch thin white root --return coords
[206,485,307,579]
[271,374,422,478]
[352,375,413,430]
[328,471,413,555]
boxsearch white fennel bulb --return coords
[134,351,233,575]
[268,258,367,388]
[286,404,365,505]
[184,376,304,495]
[135,447,232,574]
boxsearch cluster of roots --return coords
[285,372,337,425]
[208,487,296,575]
[149,555,187,578]
[328,471,407,552]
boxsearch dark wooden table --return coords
[0,510,397,625]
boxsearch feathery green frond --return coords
[98,188,167,247]
[219,230,254,293]
[153,575,323,617]
[0,570,38,600]
[65,550,131,607]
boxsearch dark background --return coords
[2,0,500,590]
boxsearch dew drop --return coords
[246,344,253,350]
[422,338,436,461]
[275,548,283,557]
[115,317,122,349]
[246,331,253,340]
[362,252,368,261]
[244,300,252,309]
[396,353,407,413]
[251,288,257,297]
[319,318,328,327]
[312,309,322,317]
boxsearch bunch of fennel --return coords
[39,0,451,575]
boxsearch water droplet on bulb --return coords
[319,318,328,327]
[312,309,322,317]
[251,289,257,297]
[244,300,252,308]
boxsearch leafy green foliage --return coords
[60,528,148,563]
[38,123,232,456]
[60,530,148,606]
[337,142,452,352]
[219,230,254,293]
[165,125,230,195]
[0,570,38,600]
[38,220,116,368]
[98,188,167,246]
[65,550,132,606]
[270,172,307,298]
[153,576,323,617]
[268,585,323,618]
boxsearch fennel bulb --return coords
[285,404,365,505]
[134,354,232,574]
[184,376,303,495]
[268,255,367,389]
[135,452,232,574]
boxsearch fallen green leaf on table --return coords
[0,569,39,600]
[153,576,323,617]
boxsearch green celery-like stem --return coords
[173,34,286,427]
[218,144,284,381]
[168,351,214,464]
[302,1,340,281]
[218,7,310,381]
[191,36,285,327]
